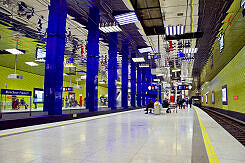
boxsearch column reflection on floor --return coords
[0,108,195,163]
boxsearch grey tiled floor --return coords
[0,109,195,163]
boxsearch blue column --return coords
[86,7,100,112]
[145,68,151,103]
[43,0,67,115]
[142,68,146,106]
[137,66,142,107]
[130,52,136,107]
[108,33,117,110]
[121,41,129,108]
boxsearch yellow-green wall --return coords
[201,46,245,113]
[199,0,245,114]
[0,66,108,107]
[200,0,245,85]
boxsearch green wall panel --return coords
[200,0,245,85]
[0,66,108,108]
[201,46,245,113]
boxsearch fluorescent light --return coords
[156,74,165,76]
[139,64,149,68]
[35,59,45,63]
[64,64,76,67]
[132,57,145,62]
[181,25,185,34]
[114,12,139,25]
[169,27,173,35]
[138,47,153,53]
[99,81,106,84]
[81,76,86,79]
[172,69,181,72]
[165,27,169,35]
[99,23,122,33]
[153,79,160,82]
[25,62,38,66]
[63,73,68,76]
[173,26,176,35]
[177,25,181,35]
[5,48,25,55]
[99,80,106,84]
[100,26,109,33]
[183,48,198,54]
[166,25,185,36]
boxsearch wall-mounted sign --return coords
[181,57,195,61]
[63,87,73,92]
[241,0,245,16]
[177,85,192,90]
[218,33,224,53]
[206,93,208,104]
[1,89,32,96]
[212,91,215,104]
[36,48,46,61]
[222,85,228,105]
[233,96,238,100]
[242,0,245,8]
[33,88,44,103]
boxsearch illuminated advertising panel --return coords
[222,85,228,105]
[212,91,215,104]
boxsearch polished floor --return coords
[0,107,244,163]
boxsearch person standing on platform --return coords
[189,98,192,108]
[177,97,182,109]
[34,94,37,109]
[186,98,189,108]
[178,98,182,109]
[154,98,161,115]
[183,99,186,109]
[65,96,69,108]
[145,99,154,114]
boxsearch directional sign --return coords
[177,85,192,90]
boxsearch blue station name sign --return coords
[1,89,32,96]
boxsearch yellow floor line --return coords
[194,107,219,163]
[0,109,141,137]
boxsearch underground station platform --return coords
[0,0,245,162]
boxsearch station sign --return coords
[233,96,238,100]
[63,87,73,92]
[1,89,32,96]
[218,33,224,53]
[148,85,159,91]
[241,0,245,16]
[177,85,192,90]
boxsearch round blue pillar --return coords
[145,68,151,103]
[137,66,142,107]
[130,52,136,107]
[121,41,129,108]
[108,33,118,110]
[44,0,67,115]
[142,68,146,106]
[86,7,100,112]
